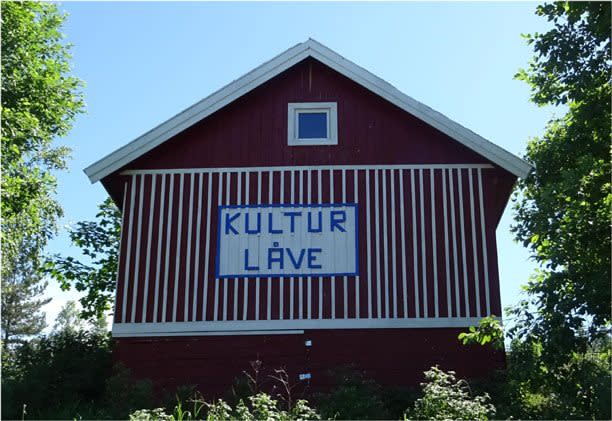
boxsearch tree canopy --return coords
[512,0,610,351]
[1,1,84,345]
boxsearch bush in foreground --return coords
[406,366,495,420]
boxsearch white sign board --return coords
[216,204,358,278]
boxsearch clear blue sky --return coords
[44,1,560,327]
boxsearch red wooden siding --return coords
[113,164,501,334]
[115,329,505,397]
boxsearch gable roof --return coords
[84,39,532,183]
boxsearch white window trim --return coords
[288,102,338,146]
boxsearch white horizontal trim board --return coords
[115,329,306,338]
[121,163,493,176]
[113,317,494,337]
[85,39,531,183]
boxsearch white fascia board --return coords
[85,39,532,183]
[112,317,498,337]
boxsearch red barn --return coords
[85,39,531,396]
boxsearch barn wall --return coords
[113,164,503,335]
[114,328,505,397]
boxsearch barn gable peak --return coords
[84,38,532,183]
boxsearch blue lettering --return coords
[330,210,347,232]
[307,248,322,269]
[283,211,301,233]
[268,242,284,269]
[245,212,261,234]
[286,248,306,269]
[225,212,240,235]
[307,211,322,233]
[268,213,283,234]
[244,249,259,271]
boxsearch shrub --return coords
[1,330,113,419]
[129,392,320,421]
[407,366,495,420]
[104,363,155,418]
[314,366,391,419]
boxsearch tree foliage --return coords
[512,0,611,353]
[458,316,504,350]
[47,198,122,320]
[1,1,84,343]
[1,237,51,347]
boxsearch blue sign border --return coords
[215,203,359,279]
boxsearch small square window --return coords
[288,102,338,146]
[298,112,328,139]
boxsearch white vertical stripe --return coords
[329,169,335,319]
[399,170,408,318]
[468,169,481,317]
[131,174,145,323]
[354,169,360,319]
[116,182,128,295]
[342,169,348,319]
[242,172,250,320]
[235,172,241,321]
[172,173,184,322]
[192,173,203,321]
[366,170,372,319]
[308,169,313,320]
[374,169,382,318]
[224,172,231,321]
[442,170,452,318]
[382,170,390,318]
[448,169,460,317]
[430,169,439,318]
[213,172,223,321]
[121,180,134,323]
[299,170,304,319]
[184,174,195,321]
[457,169,470,317]
[477,169,491,315]
[289,170,295,320]
[255,171,262,320]
[419,169,428,318]
[162,175,174,322]
[411,169,420,317]
[142,174,156,322]
[279,171,285,320]
[202,174,213,320]
[390,170,398,318]
[267,171,273,320]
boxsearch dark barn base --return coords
[113,328,506,400]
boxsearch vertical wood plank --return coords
[410,169,420,318]
[468,169,481,317]
[477,169,491,315]
[192,173,203,320]
[142,174,156,322]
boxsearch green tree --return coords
[47,198,122,320]
[53,300,85,334]
[459,4,611,419]
[1,1,84,342]
[53,300,109,335]
[1,237,51,347]
[512,0,610,358]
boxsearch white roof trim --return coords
[84,39,532,183]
